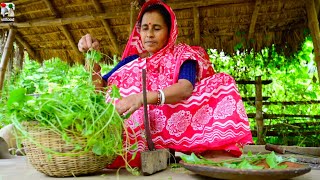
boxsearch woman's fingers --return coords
[92,41,100,50]
[84,34,93,49]
[78,37,85,52]
[115,102,125,115]
[78,34,100,52]
[115,94,143,116]
[116,101,136,115]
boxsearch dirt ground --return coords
[1,145,320,180]
[1,155,320,180]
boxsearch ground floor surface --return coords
[1,155,320,180]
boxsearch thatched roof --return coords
[0,0,316,64]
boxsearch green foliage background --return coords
[208,36,320,146]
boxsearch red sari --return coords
[107,0,253,168]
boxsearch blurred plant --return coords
[208,35,320,146]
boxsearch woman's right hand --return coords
[78,34,100,52]
[115,93,143,116]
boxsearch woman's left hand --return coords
[115,93,143,116]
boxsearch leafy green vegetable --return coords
[5,51,127,158]
[265,151,287,169]
[181,151,297,170]
[85,49,103,63]
[181,153,204,164]
[236,159,263,170]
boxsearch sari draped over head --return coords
[107,0,253,168]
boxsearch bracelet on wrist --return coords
[158,89,165,105]
[157,91,161,105]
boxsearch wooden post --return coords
[15,33,39,63]
[6,44,14,80]
[193,7,200,46]
[306,0,320,83]
[0,28,16,95]
[255,76,265,145]
[248,0,261,45]
[0,31,8,53]
[315,0,320,15]
[15,41,24,73]
[130,2,136,37]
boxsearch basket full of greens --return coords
[5,50,125,177]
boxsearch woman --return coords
[78,0,253,168]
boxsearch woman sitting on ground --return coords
[78,0,253,168]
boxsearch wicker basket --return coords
[22,122,115,177]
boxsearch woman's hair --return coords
[138,3,172,34]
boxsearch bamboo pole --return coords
[248,0,261,41]
[0,28,16,95]
[0,31,8,53]
[0,12,129,29]
[60,26,83,64]
[130,2,137,37]
[306,0,320,83]
[7,44,14,80]
[0,0,251,30]
[168,0,249,10]
[92,0,120,55]
[15,33,39,62]
[42,0,83,64]
[316,0,320,15]
[43,0,58,17]
[101,20,120,55]
[15,41,24,73]
[193,7,200,46]
[255,76,265,145]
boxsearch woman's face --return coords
[140,10,169,55]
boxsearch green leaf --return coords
[129,143,138,151]
[222,162,237,168]
[234,43,243,51]
[110,85,121,98]
[131,152,137,160]
[180,153,203,164]
[85,50,103,63]
[235,31,242,37]
[309,92,317,99]
[76,123,83,132]
[62,133,71,143]
[83,128,93,136]
[275,164,288,169]
[266,151,280,169]
[122,112,132,119]
[237,159,264,170]
[7,88,27,107]
[74,144,83,150]
[93,142,103,155]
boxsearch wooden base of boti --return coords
[140,149,170,175]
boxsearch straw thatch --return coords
[0,0,317,64]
